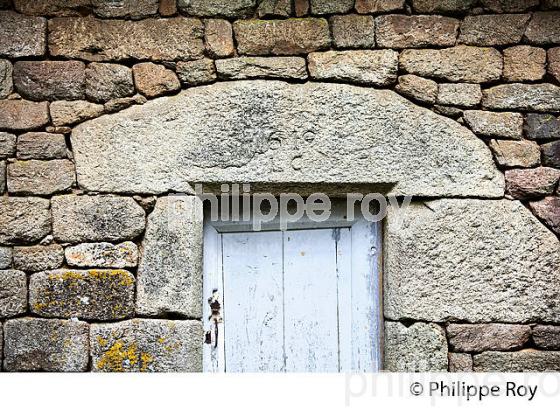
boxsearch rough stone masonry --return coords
[0,0,559,372]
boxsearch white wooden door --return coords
[203,211,381,372]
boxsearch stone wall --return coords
[0,0,559,372]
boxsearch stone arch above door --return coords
[72,80,504,197]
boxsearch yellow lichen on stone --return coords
[97,336,108,347]
[49,330,60,343]
[114,270,134,287]
[48,270,83,282]
[140,352,154,372]
[88,269,134,287]
[33,298,59,312]
[164,341,181,353]
[96,340,139,372]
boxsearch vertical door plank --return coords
[350,219,382,372]
[283,229,339,372]
[222,231,284,372]
[202,225,225,372]
[336,227,353,372]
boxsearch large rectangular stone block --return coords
[474,351,560,372]
[234,18,330,55]
[136,196,203,318]
[0,100,50,131]
[458,14,530,46]
[385,199,560,323]
[0,11,46,58]
[30,269,135,320]
[179,0,256,17]
[481,0,539,12]
[308,50,398,86]
[0,197,51,245]
[7,159,75,195]
[482,83,560,112]
[3,318,89,372]
[17,132,67,160]
[14,0,92,16]
[463,111,523,139]
[216,57,307,80]
[0,270,27,318]
[376,15,459,48]
[447,324,531,353]
[50,100,105,126]
[330,14,375,49]
[525,12,560,45]
[204,19,235,58]
[92,0,158,18]
[355,0,404,13]
[13,61,85,101]
[65,242,138,268]
[412,0,477,12]
[310,0,353,14]
[90,319,203,372]
[15,0,158,18]
[48,17,204,62]
[400,46,503,83]
[13,245,64,272]
[51,195,145,243]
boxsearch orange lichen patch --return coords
[96,340,139,372]
[66,251,85,263]
[157,337,166,344]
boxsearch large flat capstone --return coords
[385,199,560,323]
[72,81,503,198]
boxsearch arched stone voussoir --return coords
[384,198,560,323]
[71,80,504,197]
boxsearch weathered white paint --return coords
[203,204,381,372]
[202,222,225,372]
[284,229,340,372]
[222,231,284,372]
[350,217,383,371]
[337,227,353,372]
